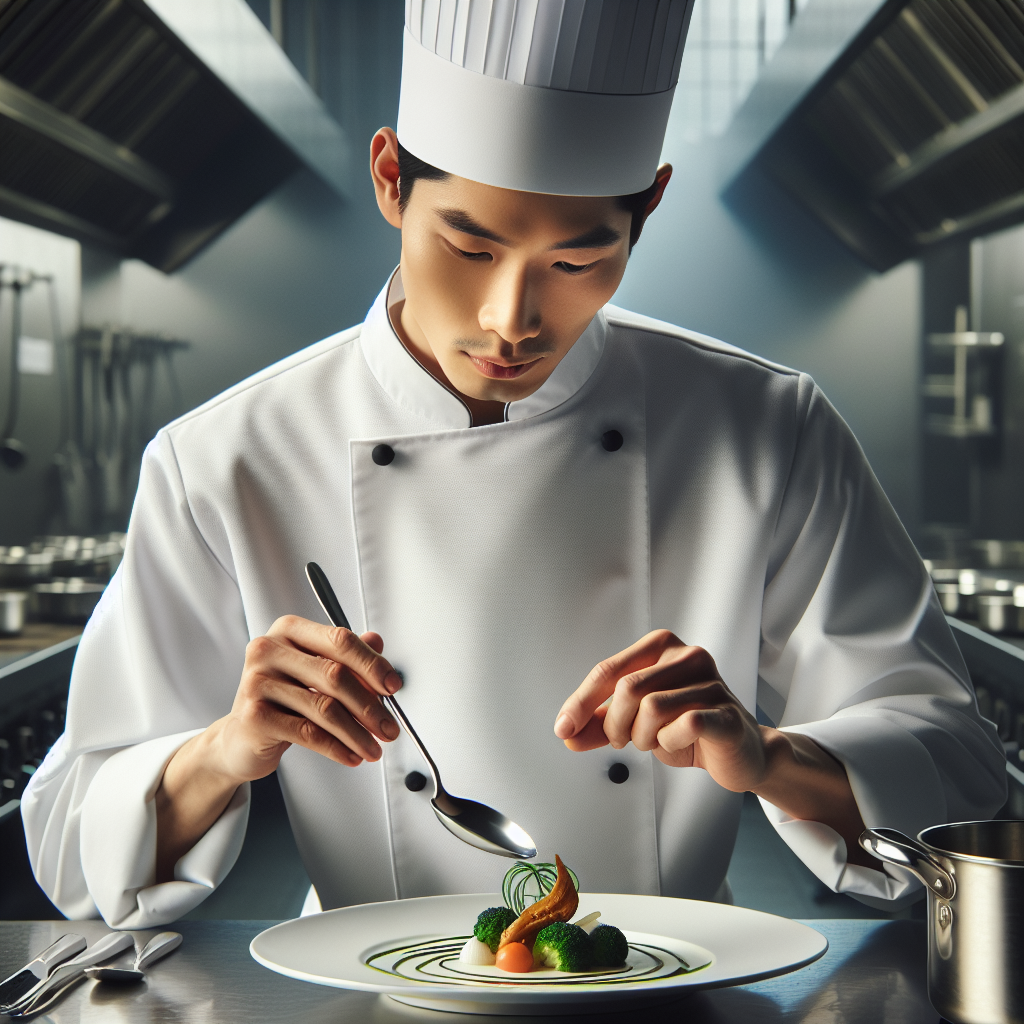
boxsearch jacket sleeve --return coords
[756,378,1006,908]
[21,429,252,927]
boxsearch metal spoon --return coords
[85,931,182,983]
[305,562,537,860]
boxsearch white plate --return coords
[251,893,828,1015]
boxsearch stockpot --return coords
[977,592,1024,634]
[0,548,52,586]
[0,591,26,635]
[32,578,105,623]
[861,822,1024,1024]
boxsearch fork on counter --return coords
[4,932,134,1018]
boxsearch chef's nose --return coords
[478,262,541,346]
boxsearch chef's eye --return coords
[457,248,492,261]
[554,260,595,275]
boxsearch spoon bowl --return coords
[86,966,145,984]
[306,562,537,861]
[432,792,537,859]
[84,932,181,986]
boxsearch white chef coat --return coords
[23,271,1006,928]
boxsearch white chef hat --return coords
[397,0,694,197]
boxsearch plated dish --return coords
[363,929,710,990]
[251,863,828,1015]
[443,856,711,983]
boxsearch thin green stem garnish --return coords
[502,862,580,915]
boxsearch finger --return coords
[267,616,402,694]
[259,674,383,761]
[563,705,610,752]
[656,706,739,755]
[555,630,681,739]
[652,743,696,768]
[254,700,364,767]
[629,681,731,751]
[361,631,384,655]
[246,636,398,742]
[602,663,720,749]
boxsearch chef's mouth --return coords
[466,355,542,380]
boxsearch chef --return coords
[24,1,1005,929]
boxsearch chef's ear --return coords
[371,127,403,230]
[631,163,673,247]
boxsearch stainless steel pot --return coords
[861,822,1024,1024]
[970,540,1024,569]
[0,548,53,586]
[935,581,961,616]
[33,578,105,623]
[0,591,27,635]
[977,593,1024,634]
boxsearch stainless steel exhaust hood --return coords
[0,0,350,272]
[735,0,1024,271]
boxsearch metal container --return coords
[33,578,105,623]
[977,594,1024,634]
[0,591,27,635]
[934,582,960,615]
[0,548,53,586]
[862,822,1024,1024]
[958,570,980,620]
[91,540,123,581]
[970,540,1024,569]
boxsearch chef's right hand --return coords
[155,617,403,881]
[218,616,404,782]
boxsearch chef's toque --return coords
[397,0,695,197]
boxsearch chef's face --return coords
[371,128,670,407]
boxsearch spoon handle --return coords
[305,562,446,799]
[136,932,182,971]
[379,694,444,799]
[305,562,352,630]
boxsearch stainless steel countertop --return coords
[0,918,937,1023]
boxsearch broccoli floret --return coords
[474,907,517,953]
[533,922,594,972]
[590,924,628,967]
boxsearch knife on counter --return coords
[4,931,134,1016]
[0,934,87,1010]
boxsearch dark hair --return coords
[397,142,658,250]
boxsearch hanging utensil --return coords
[1,275,26,469]
[45,275,88,533]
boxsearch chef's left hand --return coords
[554,630,876,866]
[553,630,767,789]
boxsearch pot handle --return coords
[859,827,956,901]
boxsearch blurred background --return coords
[1,0,1022,923]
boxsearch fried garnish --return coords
[498,855,579,951]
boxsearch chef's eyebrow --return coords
[436,209,621,251]
[549,225,622,250]
[437,209,510,245]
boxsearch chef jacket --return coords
[23,270,1006,928]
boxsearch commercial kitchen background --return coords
[1,0,1022,922]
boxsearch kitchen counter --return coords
[0,918,938,1022]
[0,625,81,671]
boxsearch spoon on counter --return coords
[305,562,537,860]
[85,932,182,984]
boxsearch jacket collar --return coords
[359,268,606,430]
